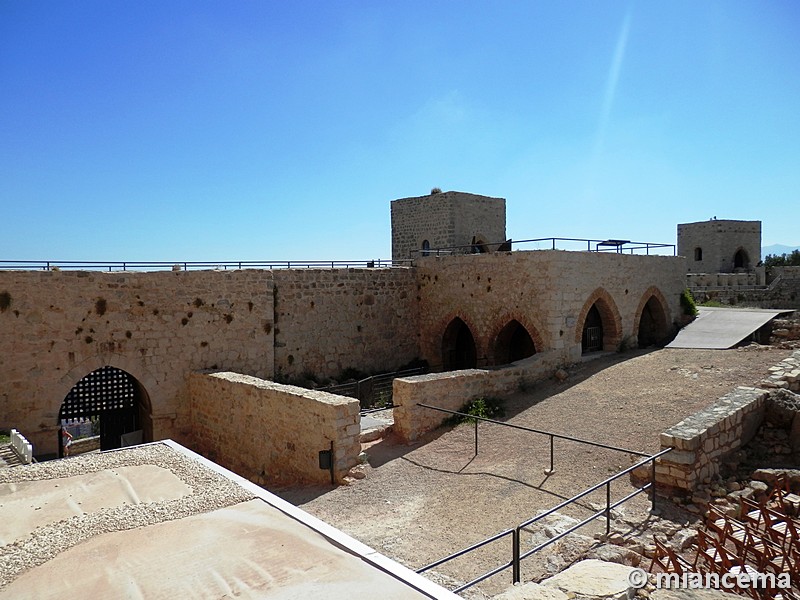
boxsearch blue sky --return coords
[1,1,798,262]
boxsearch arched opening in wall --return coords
[57,366,152,458]
[694,247,703,261]
[493,320,536,365]
[442,318,478,371]
[734,248,749,270]
[637,296,670,348]
[421,240,430,257]
[581,304,604,354]
[471,236,489,254]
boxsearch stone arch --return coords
[441,316,479,371]
[421,239,431,257]
[733,247,749,270]
[574,288,623,353]
[632,286,672,348]
[694,247,703,261]
[486,313,546,366]
[471,235,489,254]
[56,354,156,454]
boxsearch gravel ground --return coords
[274,345,792,597]
[0,442,254,589]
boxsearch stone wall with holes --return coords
[656,387,768,495]
[0,248,686,461]
[188,371,360,484]
[393,350,564,442]
[678,220,761,274]
[390,191,506,261]
[271,268,420,381]
[0,269,274,455]
[414,250,686,370]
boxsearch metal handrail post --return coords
[606,482,611,535]
[545,434,554,475]
[651,458,657,512]
[474,419,478,457]
[512,528,520,583]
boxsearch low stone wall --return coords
[188,372,360,485]
[761,350,800,391]
[393,350,563,442]
[70,435,100,455]
[656,387,767,494]
[691,267,800,309]
[687,270,765,289]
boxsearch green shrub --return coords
[680,289,698,316]
[446,397,505,425]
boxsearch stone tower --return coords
[677,219,761,273]
[390,191,506,261]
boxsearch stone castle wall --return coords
[189,372,360,484]
[414,250,686,368]
[272,268,420,380]
[1,249,686,460]
[0,269,274,455]
[678,220,761,274]
[390,192,506,260]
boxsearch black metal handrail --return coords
[414,403,673,593]
[0,259,412,272]
[410,237,676,258]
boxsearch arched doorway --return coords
[58,366,151,457]
[471,236,489,254]
[493,320,536,365]
[734,248,749,270]
[442,318,477,370]
[637,295,669,348]
[581,304,603,354]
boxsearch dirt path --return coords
[273,346,790,596]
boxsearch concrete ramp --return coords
[668,306,790,349]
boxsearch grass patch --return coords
[0,430,10,444]
[699,300,727,308]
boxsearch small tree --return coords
[764,250,800,267]
[430,187,442,195]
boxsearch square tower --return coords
[677,219,761,273]
[390,191,506,261]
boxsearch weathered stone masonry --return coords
[1,248,686,463]
[0,269,273,455]
[189,372,360,484]
[415,250,686,369]
[272,268,419,380]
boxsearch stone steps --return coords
[0,443,25,468]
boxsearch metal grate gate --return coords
[60,366,136,418]
[59,366,141,454]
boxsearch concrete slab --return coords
[667,307,791,350]
[0,441,459,600]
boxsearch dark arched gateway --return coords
[58,366,151,457]
[493,320,536,365]
[734,249,749,270]
[581,304,604,354]
[638,296,669,348]
[442,318,478,370]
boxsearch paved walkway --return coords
[667,306,791,349]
